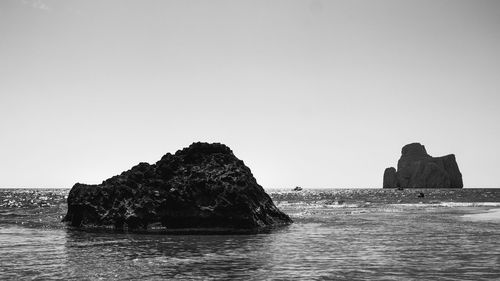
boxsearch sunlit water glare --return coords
[1,188,499,280]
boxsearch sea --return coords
[1,188,500,280]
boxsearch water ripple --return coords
[1,188,500,280]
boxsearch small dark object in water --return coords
[418,192,425,198]
[293,186,303,191]
[397,187,404,191]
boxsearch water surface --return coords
[1,188,499,280]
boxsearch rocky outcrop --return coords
[383,143,463,188]
[383,167,398,188]
[63,142,292,233]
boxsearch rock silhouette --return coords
[63,142,292,232]
[383,143,463,188]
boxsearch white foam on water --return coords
[390,202,500,208]
[439,202,500,207]
[462,208,500,222]
[320,203,361,208]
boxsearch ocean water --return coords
[1,188,500,280]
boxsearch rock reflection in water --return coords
[62,229,280,280]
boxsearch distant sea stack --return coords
[383,143,463,188]
[63,142,292,233]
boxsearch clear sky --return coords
[1,0,499,188]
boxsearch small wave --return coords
[320,203,361,208]
[277,201,360,209]
[69,240,132,248]
[390,202,500,208]
[131,256,199,268]
[0,211,29,217]
[462,208,500,222]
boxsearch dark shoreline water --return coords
[1,188,500,280]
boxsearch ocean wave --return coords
[278,200,500,209]
[276,201,361,209]
[390,202,500,208]
[462,208,500,222]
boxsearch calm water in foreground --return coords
[1,188,500,280]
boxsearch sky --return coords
[1,0,499,188]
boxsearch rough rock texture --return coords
[383,143,463,188]
[63,142,292,232]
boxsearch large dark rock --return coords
[383,143,463,188]
[383,167,398,188]
[63,142,292,233]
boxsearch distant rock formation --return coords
[63,142,292,232]
[383,143,463,188]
